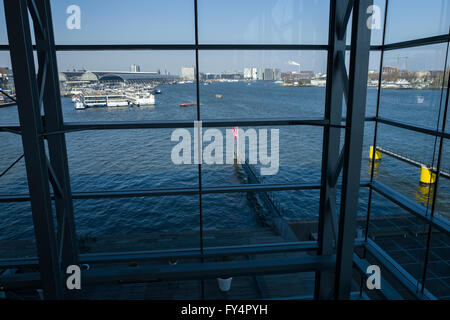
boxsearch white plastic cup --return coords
[217,277,232,292]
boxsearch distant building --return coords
[130,64,141,72]
[256,68,264,80]
[244,68,252,79]
[221,72,243,80]
[263,68,274,81]
[181,66,195,81]
[273,68,281,81]
[251,68,258,80]
[414,71,430,78]
[299,71,314,80]
[59,70,177,84]
[202,73,216,80]
[430,70,444,77]
[310,79,327,86]
[382,66,399,74]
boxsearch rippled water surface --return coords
[0,83,448,239]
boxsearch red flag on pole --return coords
[232,126,238,140]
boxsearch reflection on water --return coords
[367,160,381,178]
[415,183,435,207]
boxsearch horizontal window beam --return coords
[0,34,447,53]
[0,241,319,268]
[0,117,375,136]
[381,34,450,51]
[0,254,335,289]
[57,44,330,51]
[0,125,21,135]
[58,118,331,134]
[0,181,371,203]
[0,44,329,51]
[376,117,450,139]
[371,181,450,235]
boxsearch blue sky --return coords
[0,0,449,74]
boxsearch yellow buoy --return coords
[369,146,382,161]
[420,166,436,184]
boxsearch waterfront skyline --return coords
[0,0,449,74]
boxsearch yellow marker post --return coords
[420,165,436,184]
[369,146,381,161]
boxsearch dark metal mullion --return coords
[361,0,388,296]
[420,34,450,294]
[334,0,372,300]
[3,0,63,299]
[193,0,204,300]
[364,0,389,249]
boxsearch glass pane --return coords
[198,50,327,120]
[434,140,450,221]
[379,44,448,128]
[56,50,197,122]
[0,133,35,259]
[346,0,387,46]
[50,0,195,44]
[198,0,330,45]
[376,123,438,213]
[74,195,199,254]
[366,51,382,117]
[0,202,36,259]
[200,126,323,186]
[367,192,429,296]
[423,231,450,299]
[385,0,450,44]
[0,0,7,44]
[66,129,198,192]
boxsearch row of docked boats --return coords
[71,87,160,110]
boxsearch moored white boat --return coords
[106,95,129,107]
[74,101,85,110]
[130,92,155,106]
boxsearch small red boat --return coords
[180,102,197,107]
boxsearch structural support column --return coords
[334,0,372,299]
[315,0,351,299]
[4,0,63,299]
[34,0,79,269]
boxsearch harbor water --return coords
[0,82,448,240]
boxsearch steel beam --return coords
[334,0,372,300]
[0,181,372,203]
[0,241,319,269]
[3,0,63,299]
[33,0,79,269]
[315,0,351,300]
[1,255,336,290]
